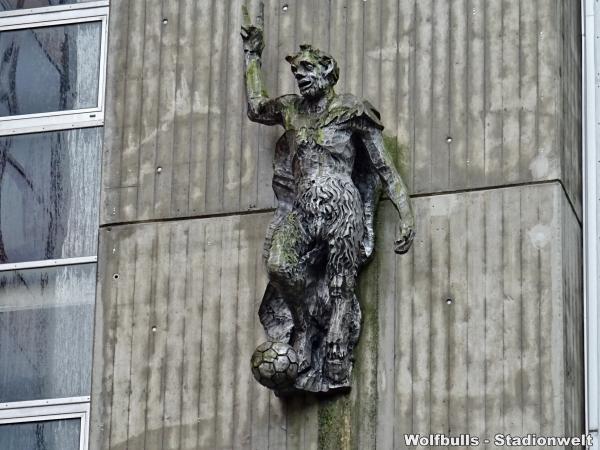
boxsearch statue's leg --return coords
[323,214,363,384]
[266,212,313,371]
[266,211,307,296]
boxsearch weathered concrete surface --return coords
[100,0,581,225]
[91,212,317,450]
[316,182,584,450]
[93,0,583,448]
[90,182,583,450]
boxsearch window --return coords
[0,1,107,448]
[0,128,101,265]
[0,2,108,135]
[0,1,97,12]
[0,397,90,450]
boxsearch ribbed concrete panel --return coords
[100,0,581,225]
[319,182,583,449]
[91,182,582,450]
[90,212,319,450]
[422,182,582,446]
[561,192,584,440]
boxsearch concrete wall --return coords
[91,184,582,450]
[91,0,584,449]
[99,0,581,223]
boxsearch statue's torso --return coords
[282,97,357,190]
[271,93,384,224]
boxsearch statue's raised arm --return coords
[241,3,284,125]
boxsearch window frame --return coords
[0,4,107,449]
[583,0,599,448]
[0,396,91,450]
[0,255,97,272]
[0,1,109,136]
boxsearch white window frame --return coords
[0,255,97,272]
[584,0,599,448]
[0,397,90,450]
[0,1,109,136]
[0,5,108,450]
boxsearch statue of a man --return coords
[242,6,414,394]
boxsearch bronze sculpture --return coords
[242,5,414,394]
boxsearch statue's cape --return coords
[259,95,383,342]
[323,94,384,131]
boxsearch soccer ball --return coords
[251,341,299,390]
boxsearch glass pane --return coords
[0,0,94,10]
[0,21,101,116]
[0,128,101,263]
[0,264,95,402]
[0,418,80,450]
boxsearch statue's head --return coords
[285,44,339,99]
[324,339,350,384]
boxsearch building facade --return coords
[0,0,587,449]
[0,1,109,449]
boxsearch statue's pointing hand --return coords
[394,220,415,254]
[241,3,265,56]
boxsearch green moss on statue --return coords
[383,134,410,184]
[270,213,301,266]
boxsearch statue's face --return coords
[324,341,350,383]
[290,55,330,99]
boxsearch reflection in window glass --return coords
[0,0,93,10]
[0,127,101,263]
[0,21,101,116]
[0,264,95,402]
[0,419,80,450]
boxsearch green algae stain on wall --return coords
[383,134,411,188]
[316,136,410,448]
[318,395,352,450]
[351,253,380,448]
[317,238,381,449]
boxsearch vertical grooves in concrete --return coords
[108,224,136,448]
[116,0,144,223]
[126,223,154,449]
[170,0,195,216]
[558,0,583,220]
[182,222,205,448]
[501,188,523,437]
[448,191,469,437]
[215,218,238,448]
[561,191,584,439]
[135,0,159,220]
[91,183,582,449]
[449,0,467,190]
[188,1,212,215]
[165,222,189,448]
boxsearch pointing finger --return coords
[256,1,264,28]
[242,4,252,27]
